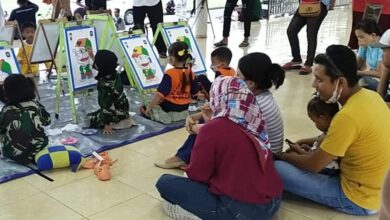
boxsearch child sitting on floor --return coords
[87,50,133,135]
[17,22,39,77]
[196,47,235,99]
[0,75,51,163]
[288,96,340,175]
[355,19,384,91]
[141,41,199,124]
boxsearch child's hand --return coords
[289,143,312,155]
[103,124,114,135]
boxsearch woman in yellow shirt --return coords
[275,45,390,215]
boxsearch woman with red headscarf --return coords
[156,76,283,220]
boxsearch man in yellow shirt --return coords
[17,22,39,76]
[275,45,390,215]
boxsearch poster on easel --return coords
[0,22,16,45]
[86,14,125,67]
[0,47,20,82]
[30,20,61,64]
[64,26,98,91]
[161,25,207,75]
[119,34,164,90]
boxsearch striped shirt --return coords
[256,91,284,153]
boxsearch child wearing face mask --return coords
[140,41,200,124]
[196,47,236,99]
[287,96,340,175]
[355,19,384,91]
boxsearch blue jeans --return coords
[274,161,377,216]
[156,174,281,220]
[175,134,197,164]
[360,76,379,91]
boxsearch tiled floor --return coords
[0,7,379,220]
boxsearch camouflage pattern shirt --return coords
[0,100,51,161]
[88,75,130,128]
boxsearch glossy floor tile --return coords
[0,6,378,220]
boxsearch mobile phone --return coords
[285,139,294,145]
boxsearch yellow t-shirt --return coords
[17,41,39,76]
[321,89,390,210]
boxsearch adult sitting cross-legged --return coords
[274,44,390,216]
[156,76,283,220]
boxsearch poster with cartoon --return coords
[163,25,206,75]
[64,26,98,91]
[119,35,164,90]
[0,48,20,82]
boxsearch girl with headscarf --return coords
[87,50,132,135]
[156,76,283,220]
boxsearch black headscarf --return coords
[94,50,118,81]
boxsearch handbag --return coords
[298,0,321,17]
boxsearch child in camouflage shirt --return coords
[0,75,51,163]
[87,50,132,135]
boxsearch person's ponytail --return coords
[268,64,285,89]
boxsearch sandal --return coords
[282,61,302,70]
[214,41,228,47]
[299,65,313,75]
[94,161,111,181]
[238,41,249,48]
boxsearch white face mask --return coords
[324,79,343,104]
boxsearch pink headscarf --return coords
[210,76,271,169]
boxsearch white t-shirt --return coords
[133,0,160,7]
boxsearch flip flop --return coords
[214,41,228,47]
[238,41,249,48]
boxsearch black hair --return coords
[355,19,382,35]
[21,22,36,32]
[211,47,232,65]
[307,96,339,119]
[17,0,28,5]
[94,50,118,81]
[4,74,35,105]
[74,7,87,18]
[314,45,358,87]
[238,52,285,90]
[115,8,120,13]
[168,41,193,93]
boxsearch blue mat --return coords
[0,77,190,184]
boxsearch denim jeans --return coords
[359,76,379,92]
[156,174,281,220]
[175,134,197,164]
[274,161,378,216]
[287,3,328,66]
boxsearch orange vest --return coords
[164,68,195,105]
[216,67,236,77]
